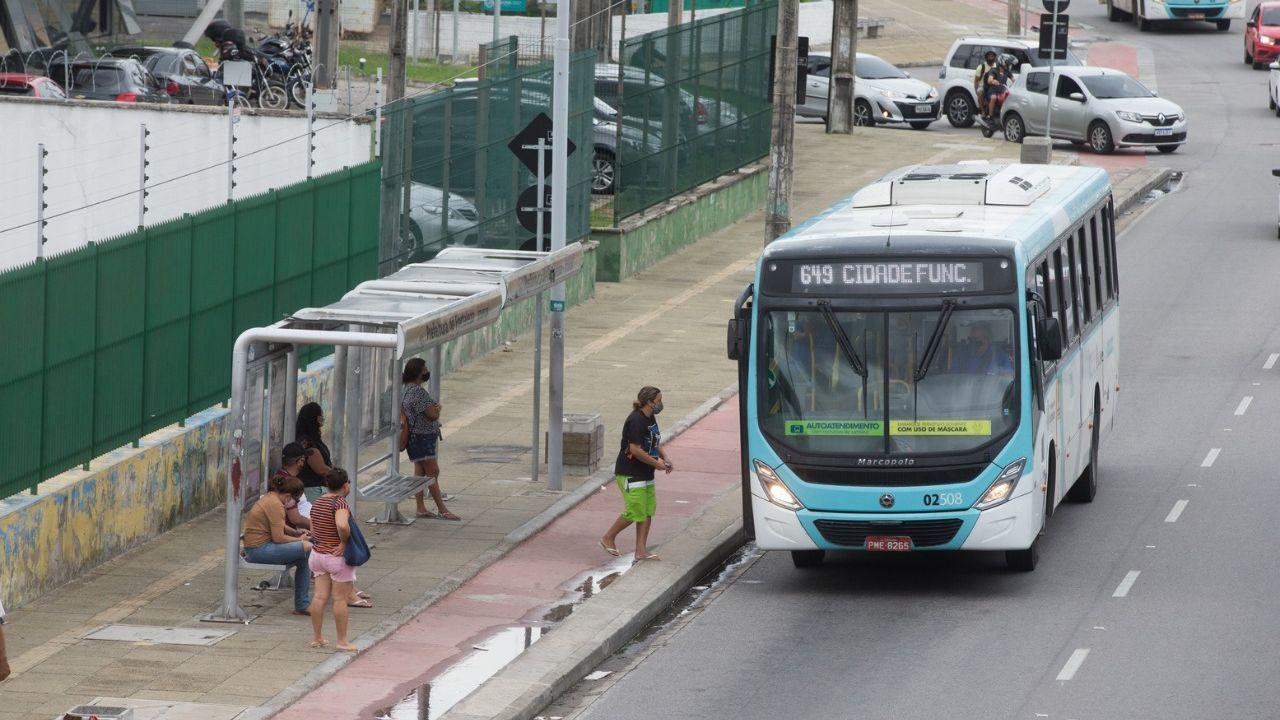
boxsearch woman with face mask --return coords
[600,386,673,561]
[402,358,459,520]
[296,402,334,503]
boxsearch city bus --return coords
[726,162,1120,571]
[1105,0,1242,32]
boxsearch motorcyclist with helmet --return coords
[981,53,1017,125]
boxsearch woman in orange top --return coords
[243,443,313,614]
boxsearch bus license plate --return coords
[866,536,913,552]
[915,104,931,114]
[1154,127,1173,137]
[1188,11,1204,18]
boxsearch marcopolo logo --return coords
[788,422,806,435]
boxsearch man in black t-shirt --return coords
[601,386,673,561]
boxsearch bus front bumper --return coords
[751,480,1040,553]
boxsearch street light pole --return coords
[765,0,798,243]
[548,0,571,491]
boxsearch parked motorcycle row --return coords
[0,14,313,111]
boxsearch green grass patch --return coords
[338,47,478,85]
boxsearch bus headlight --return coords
[974,459,1026,510]
[755,460,804,511]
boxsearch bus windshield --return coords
[761,306,1018,456]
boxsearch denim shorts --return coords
[407,432,438,462]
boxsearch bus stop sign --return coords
[1038,14,1069,59]
[1041,0,1068,12]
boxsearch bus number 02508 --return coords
[922,492,964,507]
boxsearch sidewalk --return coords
[0,0,1168,709]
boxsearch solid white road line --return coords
[1266,353,1279,370]
[1234,397,1253,416]
[1201,448,1220,467]
[1113,570,1141,598]
[1165,499,1189,523]
[1057,649,1091,681]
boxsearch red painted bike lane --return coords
[275,398,742,720]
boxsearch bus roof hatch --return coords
[848,163,1052,210]
[983,166,1052,206]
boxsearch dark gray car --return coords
[110,46,226,105]
[65,58,171,104]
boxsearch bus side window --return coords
[1090,215,1104,309]
[1106,201,1119,296]
[1077,228,1092,325]
[1052,247,1074,341]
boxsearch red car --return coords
[0,73,67,98]
[1246,2,1280,68]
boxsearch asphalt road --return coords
[545,11,1280,720]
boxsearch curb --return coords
[442,489,745,720]
[1114,166,1174,217]
[251,383,740,719]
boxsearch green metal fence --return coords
[611,0,776,221]
[378,38,596,274]
[0,163,380,499]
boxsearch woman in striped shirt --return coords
[306,468,356,651]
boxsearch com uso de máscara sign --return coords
[763,258,1014,296]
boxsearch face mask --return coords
[653,402,664,415]
[422,370,431,383]
[317,416,324,428]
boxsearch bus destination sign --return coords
[793,261,983,294]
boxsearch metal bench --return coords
[858,16,892,38]
[239,554,294,591]
[358,472,437,525]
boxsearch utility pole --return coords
[549,0,571,491]
[667,0,681,27]
[315,0,341,89]
[1007,0,1022,36]
[827,0,856,133]
[389,0,408,101]
[226,0,244,28]
[765,0,798,243]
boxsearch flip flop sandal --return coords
[415,510,439,518]
[599,540,621,557]
[356,591,371,600]
[437,511,462,521]
[347,599,373,609]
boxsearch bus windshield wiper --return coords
[816,300,867,378]
[914,299,957,383]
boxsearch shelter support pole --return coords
[331,345,349,468]
[532,292,543,483]
[285,348,299,443]
[430,346,443,400]
[343,344,365,517]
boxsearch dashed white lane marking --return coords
[1165,499,1189,523]
[1234,397,1253,416]
[1265,353,1279,370]
[1201,448,1220,467]
[1057,648,1091,681]
[1112,570,1141,598]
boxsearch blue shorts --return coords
[407,432,438,462]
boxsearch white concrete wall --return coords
[0,98,372,272]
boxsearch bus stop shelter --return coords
[206,245,584,622]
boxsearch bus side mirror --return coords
[727,318,745,361]
[1037,317,1065,361]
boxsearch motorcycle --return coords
[978,89,1009,138]
[257,9,313,109]
[207,21,289,110]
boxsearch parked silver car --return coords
[799,52,939,129]
[1000,65,1186,154]
[404,183,480,262]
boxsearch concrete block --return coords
[1021,136,1053,165]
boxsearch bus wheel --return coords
[1068,405,1101,503]
[791,550,826,568]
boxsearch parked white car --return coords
[403,183,480,262]
[1000,65,1187,154]
[939,37,1083,127]
[1270,61,1280,116]
[798,52,940,129]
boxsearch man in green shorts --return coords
[600,386,673,561]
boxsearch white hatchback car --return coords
[939,37,1083,127]
[1000,66,1187,154]
[798,52,940,128]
